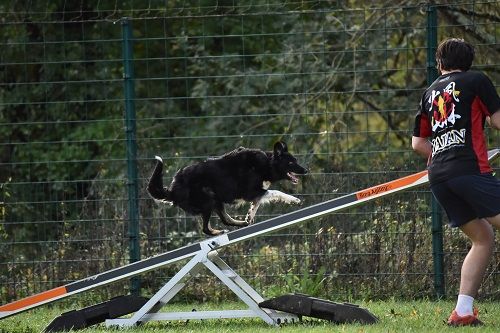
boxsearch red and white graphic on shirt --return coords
[429,81,461,132]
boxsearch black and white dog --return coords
[147,141,308,236]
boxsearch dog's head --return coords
[271,141,308,184]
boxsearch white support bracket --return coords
[105,240,298,328]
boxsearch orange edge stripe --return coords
[356,170,428,200]
[0,286,67,312]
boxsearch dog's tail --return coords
[147,156,173,204]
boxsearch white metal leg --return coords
[106,252,205,328]
[106,246,297,328]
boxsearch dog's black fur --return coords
[147,141,308,236]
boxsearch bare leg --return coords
[457,218,495,297]
[484,213,500,230]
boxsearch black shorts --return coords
[430,173,500,228]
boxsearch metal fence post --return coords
[426,5,445,299]
[122,17,141,295]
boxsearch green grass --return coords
[1,300,499,333]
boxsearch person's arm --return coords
[412,136,432,159]
[487,111,500,130]
[476,73,500,130]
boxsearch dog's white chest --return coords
[262,181,271,189]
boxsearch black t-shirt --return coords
[413,70,500,184]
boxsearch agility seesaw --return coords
[1,149,498,331]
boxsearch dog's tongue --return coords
[287,172,299,184]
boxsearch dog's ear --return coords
[273,141,288,156]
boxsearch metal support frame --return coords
[105,241,297,328]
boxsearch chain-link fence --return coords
[1,1,498,306]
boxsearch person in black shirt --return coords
[412,38,500,326]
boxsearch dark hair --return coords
[435,38,474,71]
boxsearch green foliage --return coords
[282,265,329,297]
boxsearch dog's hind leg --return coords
[201,211,227,236]
[215,205,248,227]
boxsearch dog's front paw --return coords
[281,193,301,205]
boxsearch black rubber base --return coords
[259,293,378,324]
[44,295,149,332]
